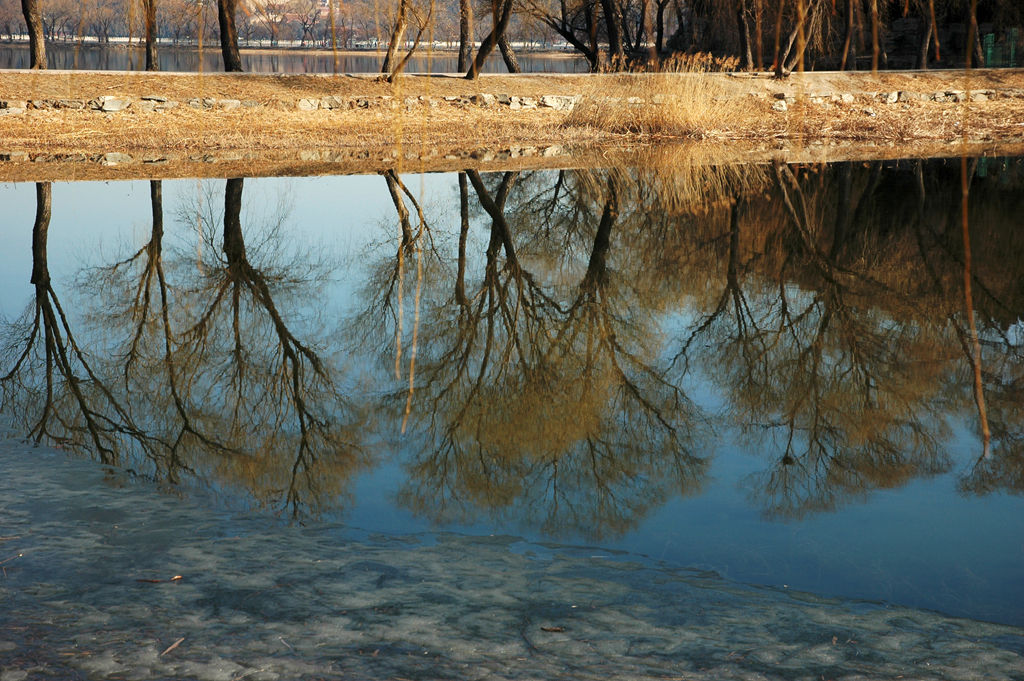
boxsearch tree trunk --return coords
[20,0,46,69]
[635,0,649,56]
[917,15,932,69]
[772,0,785,77]
[587,0,601,70]
[969,11,984,67]
[458,0,473,71]
[218,0,243,72]
[754,0,763,69]
[599,0,625,63]
[465,0,513,79]
[382,0,408,74]
[840,0,854,69]
[869,0,879,71]
[778,23,800,74]
[145,0,159,71]
[655,0,667,54]
[497,34,520,72]
[737,2,753,70]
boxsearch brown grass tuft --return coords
[563,65,745,139]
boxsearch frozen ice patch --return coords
[1,442,1023,680]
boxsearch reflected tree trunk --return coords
[456,172,471,307]
[466,170,519,265]
[2,184,145,464]
[959,157,991,459]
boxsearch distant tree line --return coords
[2,0,1020,75]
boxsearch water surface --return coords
[1,158,1023,678]
[0,42,587,73]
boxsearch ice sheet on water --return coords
[1,441,1023,681]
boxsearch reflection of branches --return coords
[72,178,366,515]
[1,184,153,466]
[665,162,965,519]
[358,170,709,539]
[171,178,363,514]
[87,181,224,482]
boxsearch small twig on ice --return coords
[160,637,185,656]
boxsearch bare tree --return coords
[144,0,159,70]
[218,0,242,71]
[20,0,45,68]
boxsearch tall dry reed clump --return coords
[564,54,744,139]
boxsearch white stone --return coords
[102,152,133,166]
[96,95,131,112]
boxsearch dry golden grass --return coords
[0,104,578,152]
[563,69,748,138]
[2,69,1024,181]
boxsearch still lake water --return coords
[1,159,1023,679]
[0,42,587,73]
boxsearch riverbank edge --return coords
[2,69,1024,181]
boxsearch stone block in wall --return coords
[539,95,576,110]
[94,96,132,112]
[101,152,133,166]
[321,95,346,109]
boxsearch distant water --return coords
[0,42,588,73]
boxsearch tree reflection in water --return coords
[2,159,1022,534]
[667,158,1024,517]
[1,183,153,466]
[3,179,366,516]
[358,167,712,540]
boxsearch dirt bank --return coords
[1,68,1023,180]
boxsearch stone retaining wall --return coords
[2,87,1022,117]
[0,93,581,116]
